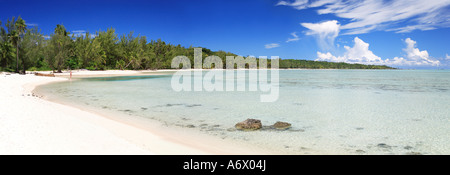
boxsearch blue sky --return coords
[1,0,449,68]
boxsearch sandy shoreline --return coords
[0,70,270,155]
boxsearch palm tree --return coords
[14,17,26,73]
[6,16,26,73]
[8,30,18,71]
[0,40,15,69]
[50,24,71,73]
[54,24,68,36]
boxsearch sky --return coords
[1,0,449,68]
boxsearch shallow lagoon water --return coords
[36,70,450,154]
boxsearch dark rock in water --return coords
[141,107,148,110]
[288,129,305,132]
[403,146,413,150]
[118,109,134,113]
[272,121,292,130]
[406,152,422,155]
[377,143,392,149]
[185,104,202,107]
[166,103,183,107]
[235,119,262,131]
[186,124,195,128]
[356,149,366,153]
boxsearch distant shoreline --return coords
[21,67,401,78]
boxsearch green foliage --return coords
[279,59,395,69]
[65,56,79,70]
[20,27,44,72]
[73,32,104,70]
[96,28,119,69]
[0,21,16,71]
[4,16,27,73]
[115,60,126,70]
[45,24,72,72]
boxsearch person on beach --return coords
[68,66,72,80]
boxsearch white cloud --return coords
[386,38,440,66]
[71,30,86,33]
[276,0,309,10]
[276,0,338,10]
[388,24,437,34]
[316,37,440,67]
[446,54,450,60]
[71,30,97,38]
[316,51,341,62]
[277,0,450,34]
[309,0,338,8]
[316,37,383,64]
[286,32,300,43]
[403,38,430,62]
[25,23,38,27]
[301,20,340,50]
[265,43,280,49]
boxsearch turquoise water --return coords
[36,70,450,154]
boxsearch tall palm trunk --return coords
[16,43,18,73]
[22,54,26,74]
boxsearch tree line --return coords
[278,59,394,69]
[0,16,394,73]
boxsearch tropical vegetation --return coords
[0,16,394,73]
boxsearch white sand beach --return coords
[0,71,267,155]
